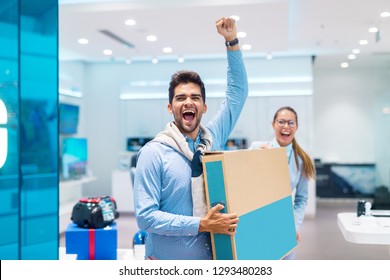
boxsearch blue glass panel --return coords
[20,0,59,260]
[0,0,20,260]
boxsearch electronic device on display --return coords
[71,196,119,229]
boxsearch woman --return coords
[250,106,315,259]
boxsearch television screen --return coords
[59,103,79,135]
[316,163,376,198]
[224,138,247,150]
[62,137,87,180]
[127,137,153,151]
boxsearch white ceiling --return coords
[59,0,390,68]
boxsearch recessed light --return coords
[125,59,132,64]
[266,53,273,60]
[163,47,173,53]
[359,40,368,45]
[340,62,349,68]
[348,54,356,60]
[147,35,157,42]
[125,19,136,26]
[352,49,360,54]
[178,56,185,63]
[237,32,247,38]
[103,49,113,55]
[380,11,390,18]
[368,27,378,33]
[78,38,89,44]
[242,44,252,51]
[230,15,240,21]
[151,57,158,64]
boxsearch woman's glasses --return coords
[275,119,297,128]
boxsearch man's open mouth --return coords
[182,110,195,122]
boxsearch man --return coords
[134,17,248,260]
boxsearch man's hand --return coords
[216,17,237,42]
[199,204,239,236]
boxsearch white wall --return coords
[313,56,390,186]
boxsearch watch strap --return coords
[225,38,239,47]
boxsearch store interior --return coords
[57,0,390,259]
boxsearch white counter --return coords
[337,212,390,245]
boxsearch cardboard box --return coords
[65,222,117,260]
[202,148,297,260]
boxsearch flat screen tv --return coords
[224,138,247,150]
[61,137,87,180]
[316,163,376,198]
[127,137,153,151]
[59,103,79,135]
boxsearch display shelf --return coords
[60,176,96,188]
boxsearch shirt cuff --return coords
[182,216,201,236]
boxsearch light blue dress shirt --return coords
[134,50,248,260]
[249,139,309,231]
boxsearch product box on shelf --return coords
[202,148,297,260]
[65,222,117,260]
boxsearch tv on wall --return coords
[61,137,88,180]
[224,138,247,150]
[127,137,153,151]
[59,103,79,135]
[316,163,376,198]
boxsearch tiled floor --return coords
[60,199,390,260]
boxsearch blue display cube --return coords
[65,222,117,260]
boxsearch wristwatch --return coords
[225,38,239,48]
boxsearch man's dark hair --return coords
[168,70,206,104]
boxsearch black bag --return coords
[71,196,119,229]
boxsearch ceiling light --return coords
[359,40,368,45]
[241,44,252,51]
[352,49,360,54]
[340,62,349,68]
[230,15,240,21]
[125,59,132,64]
[146,35,157,42]
[368,27,379,33]
[163,47,172,53]
[178,56,185,63]
[151,57,158,64]
[78,38,88,44]
[348,54,356,60]
[380,11,390,18]
[382,107,390,114]
[125,19,136,26]
[237,32,247,38]
[103,49,113,55]
[266,53,273,60]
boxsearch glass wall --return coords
[0,0,59,260]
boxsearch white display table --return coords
[59,247,138,260]
[337,212,390,244]
[337,212,390,256]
